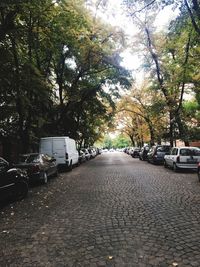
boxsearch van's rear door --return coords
[40,139,52,156]
[52,139,66,165]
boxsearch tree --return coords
[0,0,132,159]
[116,83,167,146]
[122,0,199,145]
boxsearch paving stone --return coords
[1,152,200,266]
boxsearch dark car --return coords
[130,148,141,158]
[147,145,171,164]
[198,162,200,182]
[139,146,150,161]
[0,157,29,203]
[15,153,58,184]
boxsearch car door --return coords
[168,148,177,167]
[192,148,200,163]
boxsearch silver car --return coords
[164,147,200,171]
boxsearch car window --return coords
[157,146,170,152]
[26,154,40,163]
[180,149,192,156]
[192,149,200,156]
[19,155,29,163]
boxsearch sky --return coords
[93,0,179,76]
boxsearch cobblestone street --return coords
[1,152,200,267]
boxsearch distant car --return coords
[130,148,141,158]
[78,150,86,164]
[15,153,58,184]
[88,148,96,159]
[139,146,150,161]
[81,148,91,160]
[147,145,171,164]
[164,147,200,171]
[197,162,200,182]
[0,157,29,203]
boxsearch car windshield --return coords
[19,154,40,163]
[157,146,170,152]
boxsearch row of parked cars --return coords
[0,136,101,205]
[125,145,200,181]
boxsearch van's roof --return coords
[40,136,69,139]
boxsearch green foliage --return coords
[0,0,132,155]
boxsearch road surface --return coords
[0,152,200,267]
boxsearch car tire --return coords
[42,172,48,184]
[173,163,178,172]
[68,161,73,171]
[14,181,28,201]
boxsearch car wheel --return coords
[173,163,178,172]
[14,181,28,201]
[68,161,73,171]
[42,172,48,184]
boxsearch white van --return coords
[39,137,79,170]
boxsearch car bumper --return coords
[176,163,198,169]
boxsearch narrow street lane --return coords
[1,152,200,267]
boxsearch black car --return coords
[139,146,150,161]
[0,157,29,203]
[147,145,171,164]
[15,153,58,184]
[197,162,200,182]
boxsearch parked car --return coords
[15,153,58,184]
[147,145,171,164]
[39,136,79,170]
[164,147,200,171]
[81,148,91,160]
[139,146,150,161]
[88,148,96,159]
[198,162,200,182]
[0,157,29,203]
[130,148,141,158]
[78,150,86,164]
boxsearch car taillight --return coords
[66,153,68,159]
[176,156,180,163]
[31,165,40,173]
